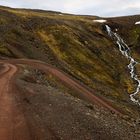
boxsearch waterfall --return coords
[105,25,140,106]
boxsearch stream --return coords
[105,25,140,106]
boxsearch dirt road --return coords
[7,59,122,113]
[0,63,33,140]
[0,59,123,139]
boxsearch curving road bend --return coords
[0,59,123,139]
[0,63,32,140]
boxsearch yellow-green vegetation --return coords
[0,44,11,56]
[0,6,97,22]
[129,27,140,62]
[0,17,7,25]
[0,6,140,115]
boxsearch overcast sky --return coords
[0,0,140,17]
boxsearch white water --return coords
[93,19,106,23]
[135,21,140,25]
[105,25,140,106]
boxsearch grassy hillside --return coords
[0,6,140,116]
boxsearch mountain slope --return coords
[0,6,140,139]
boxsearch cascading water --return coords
[105,25,140,106]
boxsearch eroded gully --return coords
[105,25,140,106]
